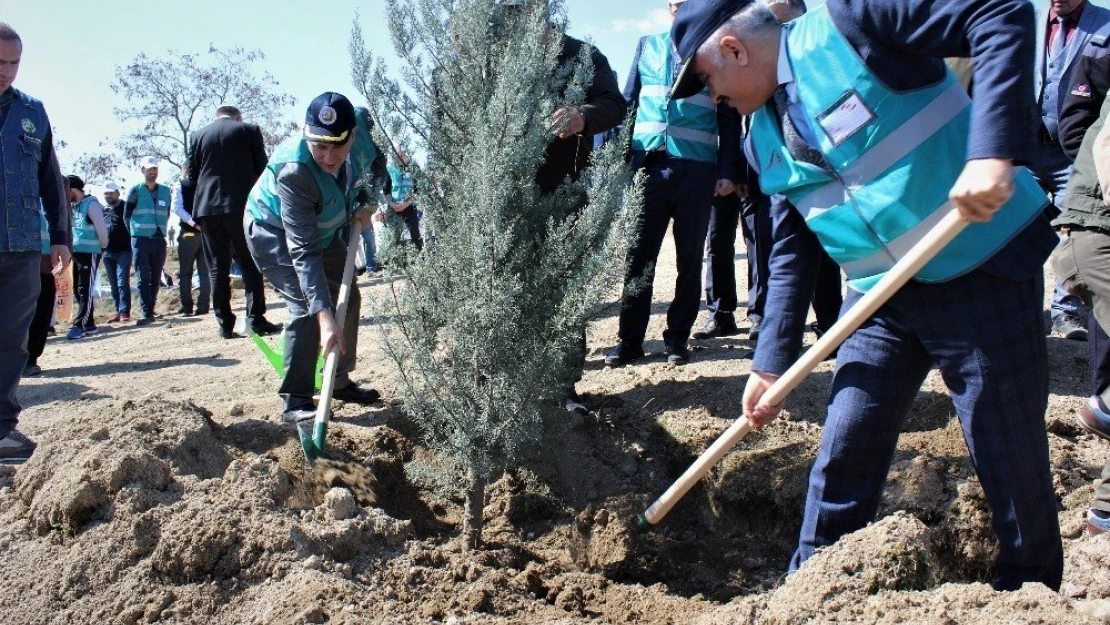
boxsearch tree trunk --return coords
[465,472,486,551]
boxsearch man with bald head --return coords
[670,0,1062,590]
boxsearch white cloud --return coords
[608,8,672,34]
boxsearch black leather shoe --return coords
[664,342,690,365]
[219,329,243,340]
[251,319,283,337]
[178,308,194,317]
[692,316,740,340]
[333,384,381,405]
[604,342,646,368]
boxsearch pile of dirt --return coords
[694,513,1110,625]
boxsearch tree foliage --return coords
[351,0,642,548]
[111,46,298,168]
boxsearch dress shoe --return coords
[692,315,740,340]
[563,391,589,416]
[1052,314,1088,341]
[604,342,646,368]
[178,308,194,317]
[281,408,317,424]
[1076,400,1110,443]
[219,329,244,340]
[22,363,42,377]
[1089,509,1110,536]
[195,308,209,315]
[664,342,690,365]
[136,316,154,327]
[333,384,381,405]
[251,319,283,337]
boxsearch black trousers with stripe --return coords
[72,252,101,330]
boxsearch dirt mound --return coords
[695,513,1103,625]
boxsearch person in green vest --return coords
[64,175,107,340]
[245,92,383,424]
[125,157,171,326]
[603,0,742,369]
[671,0,1063,591]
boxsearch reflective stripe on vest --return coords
[128,184,170,238]
[72,196,101,253]
[749,6,1047,292]
[630,32,719,163]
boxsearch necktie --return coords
[770,85,830,170]
[1050,15,1070,61]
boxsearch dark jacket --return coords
[102,199,131,252]
[753,0,1059,376]
[1058,97,1110,231]
[1059,34,1110,160]
[186,116,268,218]
[178,177,200,234]
[536,35,627,195]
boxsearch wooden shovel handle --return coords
[641,210,969,525]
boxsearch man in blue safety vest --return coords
[671,0,1063,591]
[125,156,171,326]
[604,0,742,368]
[245,92,384,425]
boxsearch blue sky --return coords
[6,0,1101,188]
[6,0,678,185]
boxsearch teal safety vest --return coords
[248,109,379,247]
[127,184,171,238]
[71,195,101,254]
[630,32,720,164]
[39,208,50,255]
[387,163,414,203]
[749,7,1047,292]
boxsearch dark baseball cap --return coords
[670,0,754,100]
[304,92,357,145]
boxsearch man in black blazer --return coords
[187,105,281,338]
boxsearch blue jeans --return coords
[101,249,132,315]
[0,252,40,438]
[361,226,380,271]
[132,237,167,318]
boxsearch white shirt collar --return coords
[777,29,793,88]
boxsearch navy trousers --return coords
[704,192,740,321]
[246,221,360,413]
[790,269,1063,591]
[811,249,843,332]
[618,157,716,347]
[0,252,40,438]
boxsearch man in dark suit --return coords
[672,0,1063,591]
[1031,0,1110,341]
[187,105,281,339]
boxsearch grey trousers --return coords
[0,252,41,437]
[246,221,360,412]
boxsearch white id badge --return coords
[817,91,874,146]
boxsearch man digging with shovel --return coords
[660,0,1064,591]
[245,92,384,438]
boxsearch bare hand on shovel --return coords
[638,158,1015,527]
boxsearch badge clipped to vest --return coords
[158,200,167,207]
[817,90,875,147]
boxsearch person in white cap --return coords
[125,156,171,325]
[100,181,133,322]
